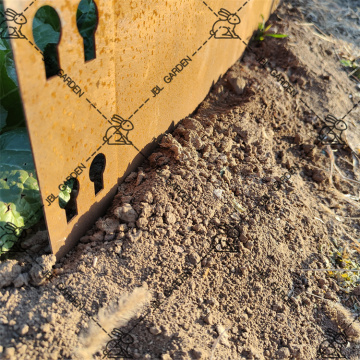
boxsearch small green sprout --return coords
[339,58,360,80]
[254,15,288,41]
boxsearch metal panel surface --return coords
[3,0,279,260]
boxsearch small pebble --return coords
[324,291,337,301]
[189,252,201,265]
[92,257,98,268]
[149,326,161,335]
[41,323,51,333]
[203,313,213,325]
[19,324,29,335]
[227,72,247,95]
[189,348,206,359]
[277,347,291,359]
[294,133,302,145]
[245,241,254,250]
[4,347,15,358]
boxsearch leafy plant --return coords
[326,247,360,293]
[0,35,25,133]
[77,0,98,61]
[59,178,75,209]
[0,129,42,254]
[254,15,288,41]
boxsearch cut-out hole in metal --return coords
[33,6,61,79]
[58,178,79,223]
[76,0,98,62]
[89,153,105,195]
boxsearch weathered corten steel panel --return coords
[4,0,279,260]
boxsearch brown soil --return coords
[1,2,360,360]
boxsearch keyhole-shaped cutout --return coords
[89,153,106,195]
[58,178,79,223]
[33,6,61,79]
[76,0,98,62]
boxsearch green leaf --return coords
[0,27,25,133]
[265,33,288,38]
[0,105,8,132]
[4,52,17,85]
[32,18,60,51]
[76,0,97,60]
[340,59,354,68]
[77,0,97,35]
[0,129,42,255]
[58,178,75,209]
[0,47,16,100]
[264,24,272,33]
[0,129,35,168]
[33,5,61,33]
[0,37,10,51]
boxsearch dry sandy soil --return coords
[1,1,360,359]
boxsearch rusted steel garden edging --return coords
[4,0,280,259]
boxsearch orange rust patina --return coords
[5,0,280,260]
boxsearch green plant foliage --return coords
[32,10,61,51]
[0,129,43,254]
[77,0,97,35]
[254,14,288,42]
[340,59,360,79]
[265,33,288,39]
[326,247,360,294]
[76,0,97,61]
[0,35,25,133]
[59,179,75,209]
[340,59,353,67]
[33,6,62,79]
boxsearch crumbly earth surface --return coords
[1,2,360,360]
